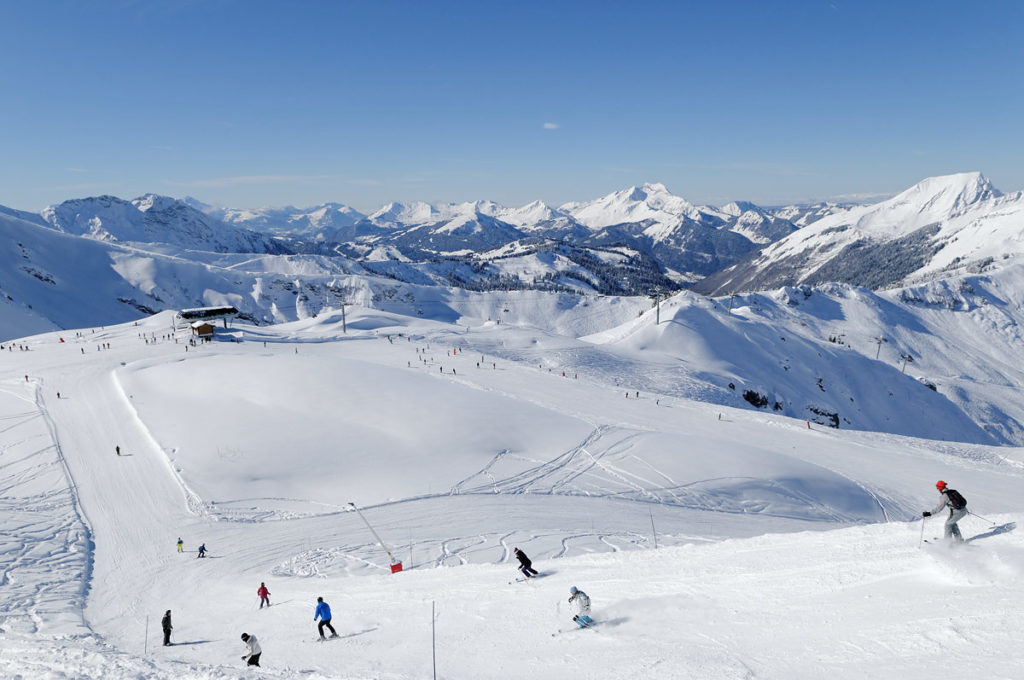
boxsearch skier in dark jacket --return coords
[197,543,207,558]
[161,610,172,646]
[314,597,338,640]
[923,480,967,543]
[513,547,539,578]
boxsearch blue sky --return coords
[1,0,1021,212]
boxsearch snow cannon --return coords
[349,501,404,575]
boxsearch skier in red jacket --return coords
[257,582,271,608]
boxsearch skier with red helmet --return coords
[922,480,967,543]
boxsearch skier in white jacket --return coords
[568,586,593,627]
[240,632,262,667]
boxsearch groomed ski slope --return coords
[0,308,1022,679]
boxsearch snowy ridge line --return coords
[110,368,210,519]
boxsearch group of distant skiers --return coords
[236,594,338,666]
[159,480,973,666]
[162,586,339,666]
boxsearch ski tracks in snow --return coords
[0,380,93,637]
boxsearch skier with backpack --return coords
[568,586,594,627]
[512,547,539,579]
[923,480,967,543]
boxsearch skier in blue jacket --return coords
[314,596,338,640]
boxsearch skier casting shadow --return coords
[513,547,539,578]
[922,480,967,543]
[314,596,339,640]
[568,586,594,627]
[161,610,172,646]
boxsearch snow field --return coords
[0,308,1022,677]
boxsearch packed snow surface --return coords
[1,304,1022,679]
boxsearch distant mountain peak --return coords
[894,172,1000,214]
[722,201,762,217]
[568,182,702,229]
[640,182,670,194]
[132,193,182,212]
[368,201,438,226]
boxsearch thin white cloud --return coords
[543,122,559,130]
[830,191,894,202]
[51,182,120,193]
[164,174,335,189]
[727,162,821,178]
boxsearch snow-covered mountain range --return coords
[7,172,1018,315]
[694,172,1023,295]
[43,194,290,255]
[183,182,834,284]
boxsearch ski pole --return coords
[968,510,996,525]
[919,516,926,545]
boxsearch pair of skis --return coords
[310,634,341,643]
[552,619,598,636]
[509,572,544,584]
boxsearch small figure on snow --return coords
[923,480,967,543]
[258,582,271,608]
[314,596,338,640]
[177,537,183,553]
[240,632,262,666]
[197,543,207,558]
[568,586,593,627]
[161,610,172,646]
[513,547,539,578]
[116,445,121,456]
